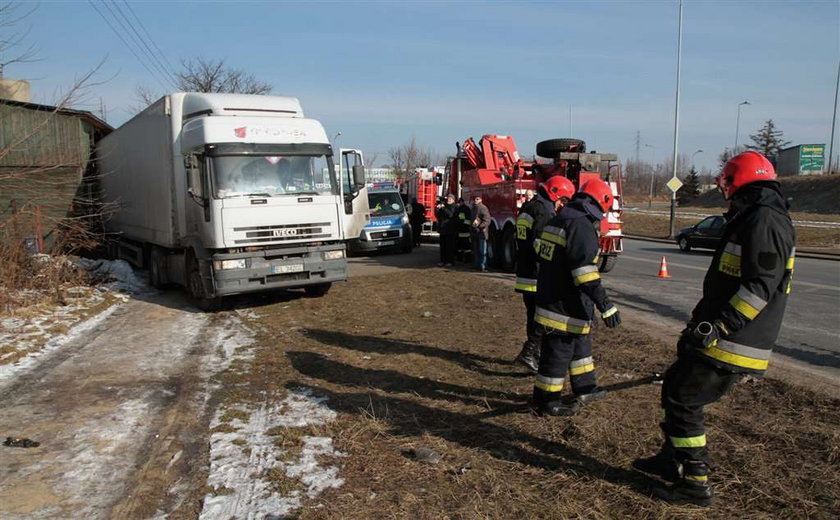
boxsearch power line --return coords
[121,0,177,77]
[110,0,175,83]
[87,0,172,90]
[99,0,175,89]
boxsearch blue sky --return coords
[9,0,840,171]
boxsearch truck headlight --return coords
[213,259,247,270]
[323,250,345,260]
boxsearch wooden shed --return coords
[0,99,112,247]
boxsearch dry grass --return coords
[222,270,840,519]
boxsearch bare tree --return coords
[134,57,272,110]
[175,57,271,94]
[387,136,437,176]
[0,1,38,77]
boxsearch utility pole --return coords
[668,0,683,239]
[569,106,573,137]
[828,59,839,175]
[634,130,641,179]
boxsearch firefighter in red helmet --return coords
[531,178,621,416]
[514,175,575,372]
[635,151,796,506]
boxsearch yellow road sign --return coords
[666,176,683,193]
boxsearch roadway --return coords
[608,238,840,381]
[350,238,840,382]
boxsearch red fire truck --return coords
[444,135,623,272]
[398,167,445,232]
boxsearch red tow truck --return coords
[444,135,624,272]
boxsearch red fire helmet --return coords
[716,150,777,200]
[541,175,576,202]
[578,179,614,213]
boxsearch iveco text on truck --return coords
[98,93,370,307]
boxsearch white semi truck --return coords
[98,93,369,307]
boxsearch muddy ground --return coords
[1,262,838,519]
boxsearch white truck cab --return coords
[99,93,369,307]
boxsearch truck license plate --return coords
[378,240,395,246]
[273,264,304,274]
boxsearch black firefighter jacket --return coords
[515,193,556,293]
[690,182,795,376]
[534,197,612,335]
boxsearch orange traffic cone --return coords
[657,256,672,279]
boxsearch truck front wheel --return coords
[500,225,516,272]
[599,255,618,273]
[187,257,221,311]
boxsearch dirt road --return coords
[0,293,254,518]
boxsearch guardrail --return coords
[624,234,840,262]
[624,208,840,230]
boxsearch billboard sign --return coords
[799,144,825,173]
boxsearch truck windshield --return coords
[211,154,336,198]
[368,192,405,217]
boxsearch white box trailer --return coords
[98,93,370,307]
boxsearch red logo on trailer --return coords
[234,127,247,138]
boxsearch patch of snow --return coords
[0,304,120,388]
[75,258,146,294]
[285,436,345,497]
[199,388,343,520]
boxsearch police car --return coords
[349,183,413,254]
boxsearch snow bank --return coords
[0,302,119,387]
[200,388,344,520]
[75,258,145,293]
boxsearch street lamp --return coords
[644,143,655,208]
[734,101,750,149]
[691,149,703,167]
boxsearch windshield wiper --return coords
[243,192,272,197]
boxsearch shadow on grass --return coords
[288,351,518,409]
[284,372,659,495]
[303,328,528,378]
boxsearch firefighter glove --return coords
[601,305,621,328]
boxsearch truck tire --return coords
[486,225,498,268]
[500,225,516,272]
[187,257,221,311]
[149,246,167,289]
[304,283,332,297]
[536,138,586,158]
[599,254,618,273]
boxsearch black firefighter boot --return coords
[531,387,580,416]
[633,442,682,482]
[515,340,540,373]
[653,460,714,507]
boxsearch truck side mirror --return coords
[352,164,366,187]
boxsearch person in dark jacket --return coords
[436,194,458,266]
[514,176,575,372]
[409,198,426,247]
[635,151,796,507]
[455,198,472,262]
[470,195,492,271]
[531,179,621,417]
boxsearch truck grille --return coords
[233,222,331,245]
